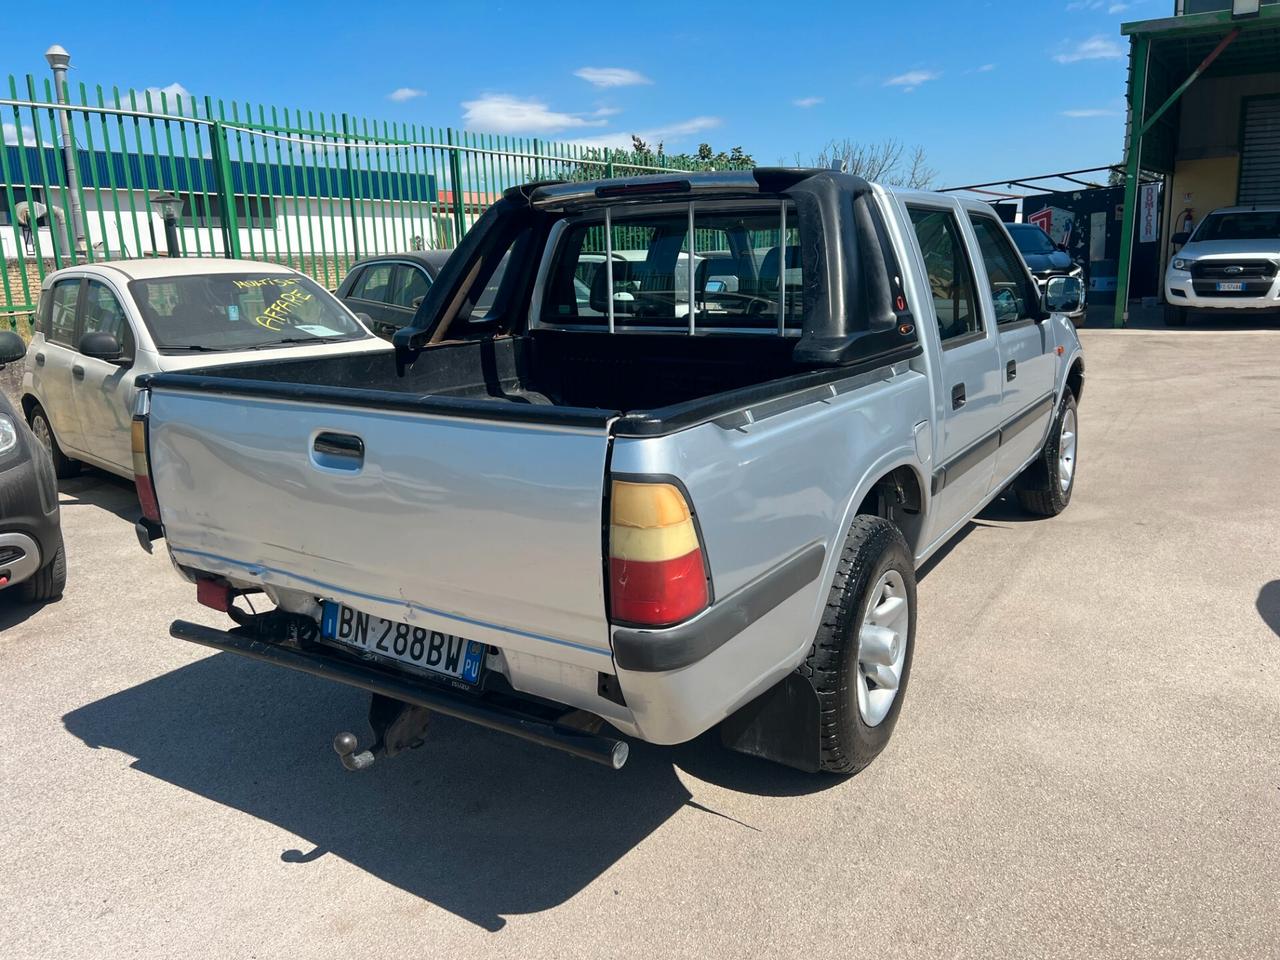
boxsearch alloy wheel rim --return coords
[1058,407,1077,494]
[854,569,909,727]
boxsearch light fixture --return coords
[149,191,183,222]
[1232,0,1262,18]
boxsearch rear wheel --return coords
[1165,304,1187,327]
[800,516,916,775]
[18,543,66,603]
[27,404,79,479]
[1015,389,1077,517]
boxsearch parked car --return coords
[1006,223,1086,325]
[336,250,507,339]
[0,331,65,603]
[20,259,390,482]
[1164,205,1280,326]
[135,170,1085,776]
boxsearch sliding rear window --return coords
[540,201,803,333]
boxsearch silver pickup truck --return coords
[134,169,1085,775]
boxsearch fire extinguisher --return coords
[1176,208,1194,241]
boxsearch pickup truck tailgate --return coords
[147,388,616,666]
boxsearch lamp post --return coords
[43,44,87,256]
[150,191,183,256]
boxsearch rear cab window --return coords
[540,200,803,333]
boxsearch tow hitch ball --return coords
[333,694,432,772]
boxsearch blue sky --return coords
[5,0,1156,187]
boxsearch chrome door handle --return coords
[72,365,85,380]
[312,432,364,470]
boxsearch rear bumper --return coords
[169,619,630,768]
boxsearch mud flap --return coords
[718,672,822,773]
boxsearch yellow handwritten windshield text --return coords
[234,277,299,288]
[254,289,313,330]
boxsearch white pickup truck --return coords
[1164,205,1280,326]
[135,169,1085,775]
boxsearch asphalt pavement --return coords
[2,328,1278,959]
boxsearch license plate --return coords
[320,602,486,684]
[1216,281,1245,291]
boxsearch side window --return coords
[968,216,1038,325]
[47,279,80,345]
[388,265,430,308]
[907,207,982,345]
[351,263,393,303]
[83,280,135,355]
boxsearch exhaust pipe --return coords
[170,620,629,770]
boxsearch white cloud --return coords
[793,96,823,108]
[145,82,192,103]
[1108,3,1129,12]
[1054,35,1125,63]
[884,70,940,92]
[576,116,723,151]
[592,106,623,117]
[461,93,609,134]
[977,63,996,72]
[387,87,425,102]
[1061,107,1122,117]
[574,67,652,88]
[1067,0,1128,10]
[3,122,35,145]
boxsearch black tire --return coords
[1015,389,1078,517]
[799,516,916,775]
[27,403,79,479]
[17,543,66,603]
[1164,304,1187,327]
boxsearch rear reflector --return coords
[609,480,709,628]
[196,578,232,613]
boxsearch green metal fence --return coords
[1,74,747,329]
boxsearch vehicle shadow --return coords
[0,591,57,630]
[57,469,138,524]
[62,650,832,930]
[1258,581,1280,639]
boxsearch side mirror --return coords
[1044,276,1083,316]
[0,330,27,367]
[1171,231,1191,246]
[78,330,123,362]
[411,295,426,309]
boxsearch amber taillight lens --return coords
[608,480,709,627]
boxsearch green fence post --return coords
[605,148,615,179]
[446,127,465,243]
[341,113,359,260]
[208,99,241,259]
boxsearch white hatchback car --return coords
[21,258,391,480]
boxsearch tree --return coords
[804,139,936,189]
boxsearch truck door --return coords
[965,213,1057,487]
[906,204,1004,539]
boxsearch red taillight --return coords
[131,410,161,524]
[609,480,710,628]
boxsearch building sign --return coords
[1139,183,1160,243]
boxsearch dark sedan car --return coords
[335,250,506,340]
[0,330,65,603]
[1007,223,1086,324]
